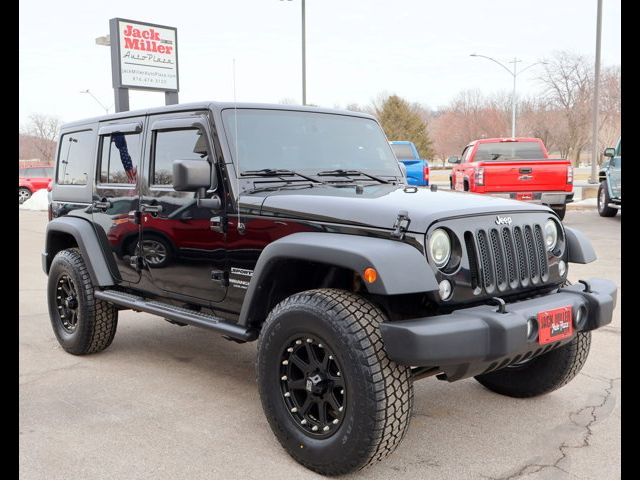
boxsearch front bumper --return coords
[380,278,616,381]
[488,191,574,205]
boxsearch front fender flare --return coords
[238,232,438,326]
[564,226,597,264]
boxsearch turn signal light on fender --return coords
[363,267,378,284]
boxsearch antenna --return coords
[233,58,245,234]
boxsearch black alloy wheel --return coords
[279,335,345,437]
[55,274,80,333]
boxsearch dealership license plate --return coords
[516,192,534,201]
[537,306,573,345]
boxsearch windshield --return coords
[222,109,402,177]
[390,143,415,160]
[474,141,545,161]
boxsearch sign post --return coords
[108,18,179,112]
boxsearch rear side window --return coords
[390,143,415,160]
[99,132,142,184]
[152,128,209,186]
[28,168,48,177]
[57,131,94,185]
[19,168,28,176]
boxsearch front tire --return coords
[597,181,617,217]
[474,332,591,398]
[47,249,118,355]
[256,289,413,475]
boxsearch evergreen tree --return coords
[374,95,434,158]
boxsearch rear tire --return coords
[256,289,413,475]
[474,332,591,398]
[551,205,566,220]
[19,187,31,204]
[597,181,617,217]
[47,249,118,355]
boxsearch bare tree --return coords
[21,114,62,162]
[538,51,592,164]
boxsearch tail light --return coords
[474,167,485,186]
[567,166,573,184]
[423,165,430,183]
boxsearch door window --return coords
[98,132,142,184]
[152,128,209,186]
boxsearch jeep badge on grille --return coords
[495,215,512,225]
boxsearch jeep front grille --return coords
[466,224,549,294]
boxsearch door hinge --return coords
[129,255,144,271]
[210,216,227,234]
[211,269,229,286]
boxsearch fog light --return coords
[526,317,538,341]
[438,279,452,300]
[574,305,588,329]
[558,260,566,277]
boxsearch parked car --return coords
[389,140,429,186]
[448,137,573,219]
[19,164,53,203]
[598,137,621,217]
[43,103,615,475]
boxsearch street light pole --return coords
[282,0,307,105]
[301,0,306,105]
[589,0,603,184]
[80,89,110,114]
[470,54,546,137]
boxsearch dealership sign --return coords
[110,18,179,92]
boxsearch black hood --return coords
[245,184,552,233]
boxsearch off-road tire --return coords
[256,288,413,475]
[474,331,591,398]
[551,204,566,220]
[47,248,118,355]
[597,181,617,217]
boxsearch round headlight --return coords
[544,219,558,251]
[429,229,451,268]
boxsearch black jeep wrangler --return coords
[43,102,617,475]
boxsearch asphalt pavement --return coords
[19,209,620,480]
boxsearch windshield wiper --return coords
[240,168,321,184]
[316,169,390,184]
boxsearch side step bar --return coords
[95,289,258,342]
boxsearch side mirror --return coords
[172,159,214,192]
[603,148,616,158]
[398,162,407,180]
[447,156,461,164]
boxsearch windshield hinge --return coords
[391,210,411,239]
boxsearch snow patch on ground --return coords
[20,189,49,211]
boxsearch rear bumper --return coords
[488,191,574,205]
[380,278,616,381]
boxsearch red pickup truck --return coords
[448,137,573,219]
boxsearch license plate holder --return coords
[537,306,573,345]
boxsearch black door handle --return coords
[93,198,112,210]
[519,167,532,174]
[140,204,163,214]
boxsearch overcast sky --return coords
[19,0,620,124]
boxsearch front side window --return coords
[152,128,209,186]
[99,132,142,184]
[222,109,401,176]
[57,130,93,185]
